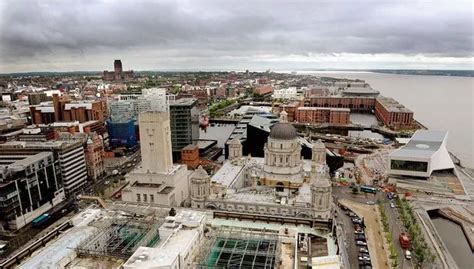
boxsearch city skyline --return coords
[0,0,473,73]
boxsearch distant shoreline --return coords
[1,69,473,78]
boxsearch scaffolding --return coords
[196,227,281,269]
[76,216,162,260]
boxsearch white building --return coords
[123,210,206,269]
[388,130,454,178]
[121,111,191,207]
[272,87,298,99]
[109,88,175,121]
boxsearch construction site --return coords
[75,216,162,260]
[195,228,281,268]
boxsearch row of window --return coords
[136,193,155,203]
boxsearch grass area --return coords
[395,197,436,268]
[209,99,236,117]
[377,200,399,268]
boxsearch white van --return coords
[405,250,412,260]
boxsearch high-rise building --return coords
[121,110,192,207]
[139,112,173,174]
[169,98,199,160]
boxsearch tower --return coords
[139,111,173,174]
[311,139,326,166]
[310,141,332,219]
[228,137,243,160]
[280,110,288,123]
[190,166,210,209]
[114,60,122,74]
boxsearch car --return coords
[358,255,371,261]
[366,201,375,205]
[359,247,369,253]
[355,234,366,241]
[355,230,364,235]
[387,192,394,200]
[348,212,357,217]
[405,250,412,260]
[352,218,363,224]
[356,241,367,246]
[390,202,396,208]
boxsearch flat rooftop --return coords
[376,96,413,113]
[390,130,448,159]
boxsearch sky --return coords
[0,0,472,73]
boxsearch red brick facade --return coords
[308,96,376,112]
[375,97,413,130]
[296,107,350,125]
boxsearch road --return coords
[333,186,413,269]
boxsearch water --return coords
[349,113,385,140]
[308,72,474,168]
[431,217,474,268]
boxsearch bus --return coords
[360,185,377,194]
[32,213,50,228]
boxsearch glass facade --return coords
[391,160,428,172]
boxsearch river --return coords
[304,71,474,169]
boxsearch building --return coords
[388,130,454,178]
[106,118,137,149]
[193,122,333,224]
[28,92,49,105]
[29,94,107,125]
[121,111,191,207]
[169,98,200,160]
[102,60,134,81]
[181,144,199,169]
[272,87,298,99]
[0,140,87,196]
[84,133,105,181]
[254,85,273,96]
[123,210,206,269]
[109,88,175,121]
[295,107,350,125]
[308,96,376,113]
[0,152,65,230]
[375,96,414,130]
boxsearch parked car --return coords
[366,201,375,205]
[348,212,357,217]
[354,229,364,235]
[358,255,371,261]
[405,250,412,260]
[359,247,369,253]
[352,218,363,224]
[390,202,396,208]
[355,234,366,241]
[356,241,367,246]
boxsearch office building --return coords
[169,98,199,160]
[0,152,65,230]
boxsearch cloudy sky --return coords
[0,0,472,73]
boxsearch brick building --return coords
[29,94,106,125]
[181,144,200,169]
[308,96,376,112]
[296,107,350,125]
[85,133,105,181]
[375,96,413,130]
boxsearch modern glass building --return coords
[169,98,199,160]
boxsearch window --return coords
[143,194,147,202]
[391,160,428,172]
[136,193,141,202]
[150,194,154,203]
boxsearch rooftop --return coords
[376,96,413,113]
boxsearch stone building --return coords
[190,122,333,223]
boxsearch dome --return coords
[269,123,297,140]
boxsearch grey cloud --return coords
[0,0,472,71]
